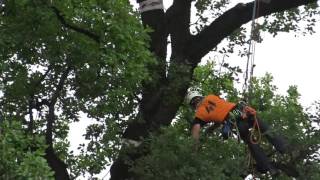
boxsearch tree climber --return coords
[186,90,289,176]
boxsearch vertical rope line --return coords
[243,0,259,102]
[248,40,256,100]
[243,1,261,178]
[248,0,261,101]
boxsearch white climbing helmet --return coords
[186,90,202,105]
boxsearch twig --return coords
[51,6,100,43]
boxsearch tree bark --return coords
[45,147,70,180]
[110,0,318,179]
[44,67,71,180]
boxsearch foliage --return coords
[192,0,231,34]
[0,120,54,179]
[247,75,320,179]
[189,61,241,100]
[0,0,153,178]
[132,73,320,179]
[132,125,245,180]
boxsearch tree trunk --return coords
[45,147,70,180]
[45,67,71,179]
[110,0,317,179]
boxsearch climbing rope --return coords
[243,106,263,178]
[228,104,262,178]
[242,0,261,102]
[241,0,263,178]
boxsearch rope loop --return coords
[250,115,262,144]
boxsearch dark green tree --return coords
[1,0,153,179]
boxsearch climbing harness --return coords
[225,102,245,142]
[225,101,262,143]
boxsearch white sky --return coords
[251,29,320,107]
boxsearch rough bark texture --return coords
[110,0,318,179]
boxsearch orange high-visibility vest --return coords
[195,95,236,123]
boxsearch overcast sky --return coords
[251,29,320,107]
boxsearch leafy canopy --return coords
[1,0,154,178]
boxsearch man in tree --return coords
[187,90,289,176]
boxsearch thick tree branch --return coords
[187,0,318,62]
[111,2,171,179]
[166,0,192,58]
[121,0,195,144]
[51,6,100,43]
[46,66,71,146]
[45,146,70,180]
[144,0,194,131]
[44,67,71,180]
[130,0,168,124]
[139,8,167,82]
[50,67,72,106]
